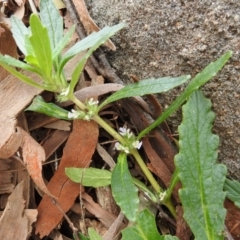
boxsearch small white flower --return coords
[83,114,91,121]
[60,86,70,96]
[119,127,133,138]
[159,191,166,201]
[132,140,142,149]
[115,142,130,154]
[88,98,99,106]
[68,109,81,119]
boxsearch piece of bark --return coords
[35,120,99,238]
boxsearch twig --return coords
[51,198,80,240]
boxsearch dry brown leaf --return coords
[61,83,123,107]
[13,0,26,20]
[0,23,18,81]
[82,192,120,228]
[102,212,125,240]
[19,127,56,199]
[72,0,116,50]
[0,73,42,158]
[0,159,14,194]
[225,199,240,239]
[64,11,79,41]
[0,181,37,239]
[142,137,172,187]
[27,113,57,131]
[43,120,71,131]
[175,205,192,240]
[42,129,70,160]
[35,120,98,238]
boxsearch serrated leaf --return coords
[224,179,240,208]
[122,209,178,240]
[65,167,111,188]
[88,228,103,240]
[10,16,29,55]
[40,0,63,50]
[111,153,139,222]
[59,23,125,73]
[174,90,227,240]
[138,51,232,139]
[26,96,69,120]
[99,75,190,109]
[29,14,52,79]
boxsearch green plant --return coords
[0,0,237,239]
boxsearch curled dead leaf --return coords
[18,127,56,199]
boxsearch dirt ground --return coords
[87,0,240,179]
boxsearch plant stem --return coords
[163,200,177,218]
[69,94,87,110]
[93,115,125,143]
[70,95,178,216]
[131,149,162,194]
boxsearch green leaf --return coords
[111,153,139,222]
[224,179,240,208]
[65,167,111,188]
[0,61,44,89]
[122,209,178,240]
[0,54,39,73]
[59,23,125,73]
[99,75,190,109]
[174,90,227,240]
[78,233,89,240]
[52,25,75,61]
[29,14,52,79]
[26,96,69,120]
[10,16,30,55]
[164,236,179,240]
[88,228,103,240]
[138,51,232,139]
[39,0,63,50]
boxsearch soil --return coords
[86,0,240,179]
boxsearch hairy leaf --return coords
[122,209,178,240]
[59,23,125,73]
[29,14,52,79]
[40,0,63,50]
[224,179,240,208]
[0,54,38,73]
[10,16,29,55]
[52,25,75,61]
[175,90,227,240]
[26,96,69,120]
[65,167,111,188]
[138,51,232,139]
[99,75,190,109]
[0,62,44,89]
[111,153,139,222]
